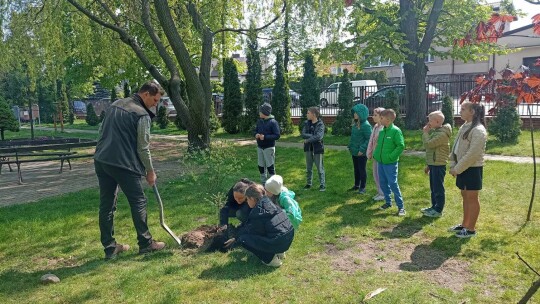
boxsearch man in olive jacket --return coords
[373,109,406,216]
[94,81,166,259]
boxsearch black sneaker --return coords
[379,203,392,210]
[447,224,464,232]
[319,185,326,192]
[303,184,312,190]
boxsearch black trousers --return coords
[352,155,368,189]
[239,229,295,263]
[95,161,153,254]
[429,165,446,213]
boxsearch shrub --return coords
[384,90,403,128]
[331,69,353,136]
[156,106,169,129]
[85,103,99,126]
[441,95,454,127]
[488,105,521,143]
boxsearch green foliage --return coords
[209,107,220,135]
[299,52,319,131]
[488,105,522,144]
[211,81,224,94]
[68,108,75,125]
[174,114,186,130]
[331,69,353,136]
[384,89,403,128]
[0,99,19,140]
[441,96,454,128]
[271,50,293,134]
[85,103,99,126]
[99,110,106,124]
[222,58,243,134]
[111,88,117,102]
[157,106,169,129]
[243,26,263,132]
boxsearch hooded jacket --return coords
[372,122,405,164]
[254,115,281,149]
[348,104,372,156]
[423,123,452,166]
[276,187,302,230]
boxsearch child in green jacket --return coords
[348,104,372,194]
[373,109,406,216]
[265,175,302,229]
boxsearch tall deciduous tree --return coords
[222,58,243,134]
[64,0,286,150]
[345,0,509,129]
[243,24,263,132]
[0,98,19,140]
[271,50,293,134]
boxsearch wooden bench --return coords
[0,139,97,184]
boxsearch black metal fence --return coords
[214,80,540,118]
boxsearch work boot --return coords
[139,240,166,254]
[105,243,130,260]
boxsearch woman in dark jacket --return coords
[224,184,294,267]
[301,107,326,191]
[219,178,254,227]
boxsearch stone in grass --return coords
[40,273,60,284]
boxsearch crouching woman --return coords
[224,184,294,267]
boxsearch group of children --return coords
[224,100,487,266]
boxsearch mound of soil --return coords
[181,224,234,252]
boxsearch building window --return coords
[365,56,392,68]
[424,53,435,63]
[330,66,343,75]
[523,56,540,75]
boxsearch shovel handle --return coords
[153,184,182,246]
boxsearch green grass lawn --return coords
[0,145,539,303]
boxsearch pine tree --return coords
[242,24,262,132]
[0,99,19,140]
[271,50,293,134]
[441,95,454,128]
[123,82,131,98]
[86,103,99,126]
[332,69,354,136]
[222,58,243,134]
[111,88,117,102]
[299,52,319,131]
[157,105,169,129]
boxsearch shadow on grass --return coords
[0,258,103,296]
[400,235,470,271]
[380,215,438,239]
[198,250,276,280]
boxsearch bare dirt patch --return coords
[326,237,472,292]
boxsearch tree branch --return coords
[141,0,178,84]
[96,0,121,26]
[214,0,287,35]
[66,0,166,84]
[419,0,444,53]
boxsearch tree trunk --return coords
[1,129,4,140]
[403,61,427,129]
[527,105,536,221]
[283,3,290,73]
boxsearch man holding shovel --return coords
[94,81,166,259]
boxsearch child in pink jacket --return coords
[366,107,385,201]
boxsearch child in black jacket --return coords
[224,184,294,267]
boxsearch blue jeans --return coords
[378,162,404,209]
[429,165,446,213]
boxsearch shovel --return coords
[152,184,182,247]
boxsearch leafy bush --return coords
[488,105,521,143]
[0,99,19,140]
[209,108,220,135]
[384,90,403,128]
[85,103,99,126]
[156,106,169,129]
[441,95,454,128]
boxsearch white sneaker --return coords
[373,194,385,201]
[263,255,283,267]
[276,252,286,259]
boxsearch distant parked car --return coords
[262,88,301,107]
[361,84,443,114]
[158,97,176,117]
[320,80,378,107]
